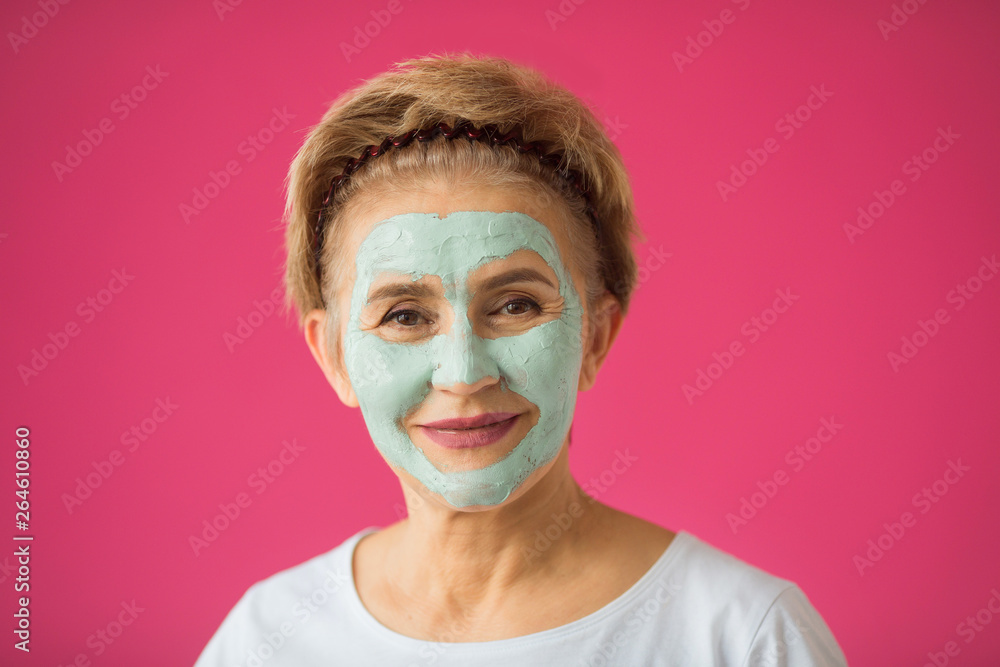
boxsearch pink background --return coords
[3,0,999,664]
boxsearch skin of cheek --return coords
[343,211,584,508]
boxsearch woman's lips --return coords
[418,414,520,449]
[422,412,519,430]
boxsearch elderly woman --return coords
[195,53,847,666]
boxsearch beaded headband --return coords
[311,120,602,289]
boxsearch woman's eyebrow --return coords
[475,268,557,292]
[365,268,557,305]
[366,281,436,305]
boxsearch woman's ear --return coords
[304,308,359,408]
[578,292,624,392]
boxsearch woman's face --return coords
[330,182,591,509]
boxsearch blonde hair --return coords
[281,51,644,358]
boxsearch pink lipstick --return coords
[418,412,519,449]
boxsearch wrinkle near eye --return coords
[358,308,387,331]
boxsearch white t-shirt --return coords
[194,527,848,666]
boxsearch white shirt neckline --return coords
[339,526,694,651]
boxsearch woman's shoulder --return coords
[600,509,792,605]
[194,527,378,666]
[215,526,377,629]
[648,530,848,664]
[566,511,847,664]
[244,526,376,603]
[665,530,797,597]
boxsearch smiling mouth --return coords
[418,415,520,449]
[421,412,519,430]
[432,417,516,432]
[441,425,494,431]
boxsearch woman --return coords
[195,53,848,666]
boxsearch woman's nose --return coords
[430,316,500,394]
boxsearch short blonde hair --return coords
[281,52,644,348]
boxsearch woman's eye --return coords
[379,298,539,330]
[500,298,538,316]
[383,309,425,327]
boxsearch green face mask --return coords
[343,211,585,507]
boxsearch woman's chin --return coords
[407,412,539,473]
[392,445,566,513]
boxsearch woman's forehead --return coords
[341,181,573,257]
[351,211,571,294]
[365,249,560,298]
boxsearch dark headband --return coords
[311,120,602,291]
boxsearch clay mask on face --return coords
[343,211,584,508]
